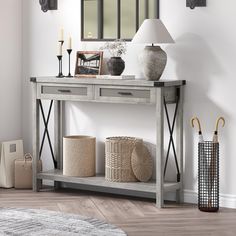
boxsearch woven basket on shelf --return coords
[105,137,142,182]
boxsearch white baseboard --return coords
[219,193,236,209]
[183,190,198,204]
[182,190,236,209]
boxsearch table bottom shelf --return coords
[37,169,181,199]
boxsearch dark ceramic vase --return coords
[107,57,125,76]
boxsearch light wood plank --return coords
[1,189,236,236]
[91,196,144,222]
[57,197,106,221]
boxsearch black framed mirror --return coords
[81,0,159,41]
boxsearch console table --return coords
[31,77,186,208]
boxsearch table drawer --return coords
[38,84,93,100]
[95,86,155,104]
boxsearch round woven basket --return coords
[105,137,142,182]
[63,135,96,177]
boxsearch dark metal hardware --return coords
[39,100,57,168]
[58,89,71,93]
[39,0,58,12]
[136,0,139,31]
[30,77,37,82]
[117,0,121,39]
[163,94,181,182]
[186,0,206,9]
[97,0,104,40]
[118,92,133,96]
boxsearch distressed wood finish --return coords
[156,88,164,208]
[176,87,184,203]
[38,83,178,104]
[37,169,181,199]
[38,83,94,101]
[31,77,185,208]
[32,82,40,191]
[94,85,156,104]
[31,77,185,87]
[54,100,62,189]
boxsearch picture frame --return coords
[75,51,103,78]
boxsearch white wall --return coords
[0,0,22,142]
[22,0,236,207]
[161,0,236,206]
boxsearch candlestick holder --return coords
[56,40,65,77]
[66,49,73,78]
[59,40,64,46]
[56,55,64,78]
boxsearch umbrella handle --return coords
[215,117,225,132]
[191,117,202,133]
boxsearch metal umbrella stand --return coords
[192,117,225,212]
[198,141,219,212]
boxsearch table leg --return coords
[176,87,184,203]
[32,83,41,192]
[156,88,164,208]
[54,100,63,189]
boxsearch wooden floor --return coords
[0,188,236,236]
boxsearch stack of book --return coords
[96,75,135,80]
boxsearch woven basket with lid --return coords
[105,137,142,182]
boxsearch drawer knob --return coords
[58,89,71,93]
[118,92,133,96]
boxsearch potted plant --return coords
[100,39,127,76]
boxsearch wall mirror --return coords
[81,0,159,41]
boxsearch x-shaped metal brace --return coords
[163,92,181,182]
[39,100,57,169]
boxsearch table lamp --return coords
[132,19,174,81]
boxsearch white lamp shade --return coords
[132,19,175,44]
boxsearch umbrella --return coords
[213,117,225,143]
[208,117,225,207]
[191,117,204,142]
[191,117,209,205]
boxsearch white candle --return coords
[58,43,62,56]
[59,28,64,41]
[68,37,72,49]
